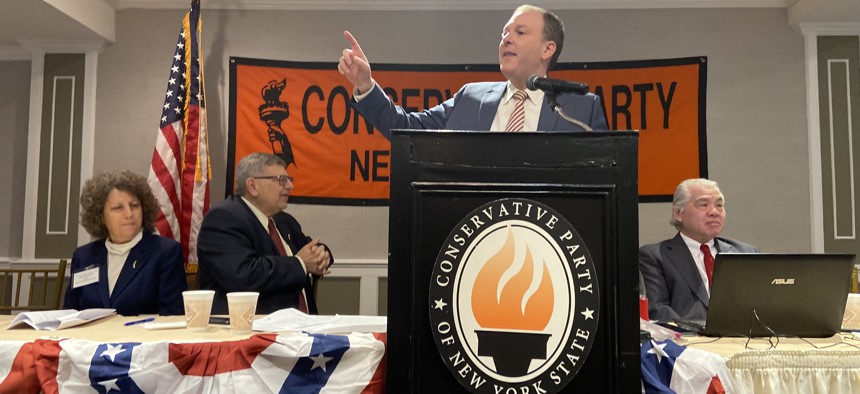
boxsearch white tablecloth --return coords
[685,334,860,394]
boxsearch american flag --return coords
[641,339,735,394]
[148,0,210,271]
[0,333,387,393]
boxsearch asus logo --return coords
[771,278,795,285]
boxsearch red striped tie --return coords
[505,90,527,132]
[269,219,309,313]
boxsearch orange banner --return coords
[228,57,706,204]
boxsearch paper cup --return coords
[183,290,215,331]
[227,292,259,334]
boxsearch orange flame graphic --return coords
[471,227,554,331]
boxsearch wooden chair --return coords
[0,259,67,312]
[186,271,198,291]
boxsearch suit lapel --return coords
[235,197,281,256]
[477,84,504,130]
[664,234,710,307]
[110,234,152,302]
[93,245,112,307]
[537,94,559,131]
[258,217,281,256]
[274,217,298,255]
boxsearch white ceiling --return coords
[0,0,857,56]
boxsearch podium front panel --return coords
[388,131,639,393]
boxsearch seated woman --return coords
[63,171,187,315]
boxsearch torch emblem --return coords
[258,79,295,167]
[429,198,599,393]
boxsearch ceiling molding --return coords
[45,0,116,43]
[0,46,31,61]
[116,0,793,11]
[18,40,107,54]
[799,22,860,36]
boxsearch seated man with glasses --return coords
[198,152,332,315]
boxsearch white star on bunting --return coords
[309,353,333,372]
[100,344,126,362]
[647,340,669,363]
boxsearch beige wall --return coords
[1,7,810,260]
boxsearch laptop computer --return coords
[699,253,855,338]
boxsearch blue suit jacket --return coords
[639,233,759,323]
[62,232,187,316]
[352,81,609,139]
[197,196,331,315]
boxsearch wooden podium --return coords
[388,130,640,392]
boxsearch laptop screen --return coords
[701,253,855,338]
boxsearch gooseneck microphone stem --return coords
[526,75,589,95]
[545,93,593,132]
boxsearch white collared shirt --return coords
[490,81,545,132]
[241,197,306,274]
[679,232,716,294]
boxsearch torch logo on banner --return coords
[258,79,294,167]
[429,198,599,393]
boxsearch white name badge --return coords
[73,267,99,288]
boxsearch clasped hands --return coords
[297,238,331,276]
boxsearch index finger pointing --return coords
[343,31,366,59]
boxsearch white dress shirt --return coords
[490,82,545,132]
[679,232,716,294]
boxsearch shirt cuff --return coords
[352,80,377,102]
[295,256,308,275]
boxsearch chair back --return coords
[186,271,198,291]
[0,259,67,312]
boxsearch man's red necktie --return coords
[700,243,715,287]
[268,219,309,313]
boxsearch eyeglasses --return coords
[253,175,294,186]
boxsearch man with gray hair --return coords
[198,152,332,315]
[639,178,758,323]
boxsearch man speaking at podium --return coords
[639,179,759,323]
[337,5,608,138]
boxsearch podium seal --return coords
[429,197,599,393]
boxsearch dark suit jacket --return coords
[352,81,609,139]
[62,232,187,316]
[639,233,759,323]
[197,196,331,315]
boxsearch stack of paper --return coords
[7,309,116,331]
[252,308,387,333]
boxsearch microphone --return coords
[526,75,589,95]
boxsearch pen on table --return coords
[124,317,155,326]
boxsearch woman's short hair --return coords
[79,171,158,238]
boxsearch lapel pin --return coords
[133,261,137,269]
